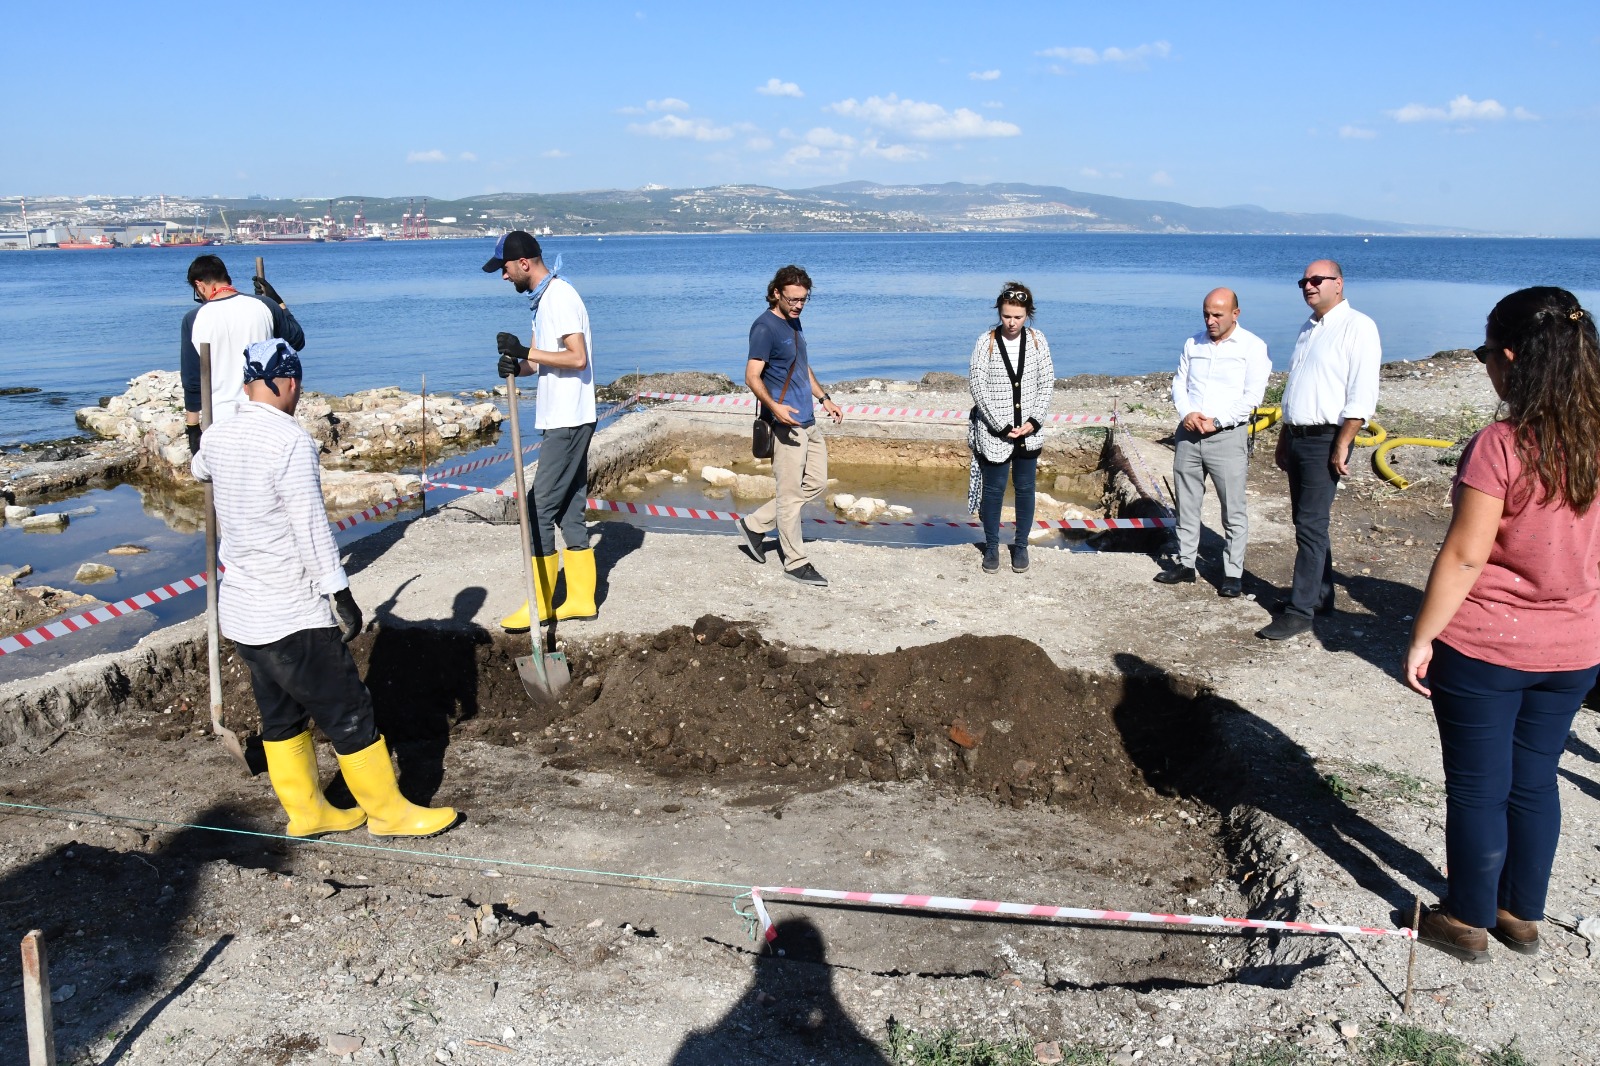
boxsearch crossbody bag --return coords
[751,336,801,460]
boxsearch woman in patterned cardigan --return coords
[968,281,1055,574]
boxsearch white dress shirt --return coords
[191,401,347,646]
[1279,300,1382,426]
[1171,325,1272,428]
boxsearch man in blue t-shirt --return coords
[734,264,843,586]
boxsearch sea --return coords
[4,232,1600,447]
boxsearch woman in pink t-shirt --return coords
[1404,286,1600,963]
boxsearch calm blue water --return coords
[4,233,1600,446]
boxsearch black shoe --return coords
[1256,613,1313,640]
[1010,545,1030,573]
[735,518,766,564]
[784,563,828,587]
[1153,565,1196,585]
[1218,577,1242,598]
[982,544,1000,574]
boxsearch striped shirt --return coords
[191,401,346,645]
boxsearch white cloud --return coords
[628,114,735,142]
[616,105,646,115]
[826,93,1019,139]
[406,149,448,164]
[458,151,478,162]
[541,148,571,159]
[969,69,1001,81]
[757,78,804,98]
[1039,41,1170,68]
[805,126,856,149]
[1149,170,1174,187]
[1390,94,1524,123]
[647,97,690,113]
[861,139,926,163]
[746,136,774,151]
[1339,125,1377,140]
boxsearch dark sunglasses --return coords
[1296,275,1339,290]
[1475,344,1498,364]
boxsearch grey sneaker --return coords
[1010,545,1030,573]
[735,518,767,564]
[982,543,1000,573]
[784,563,828,587]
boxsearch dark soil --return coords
[144,618,1224,825]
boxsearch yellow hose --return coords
[1248,405,1385,446]
[1373,437,1456,490]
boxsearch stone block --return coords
[700,466,737,488]
[732,474,777,499]
[73,562,117,583]
[22,513,69,532]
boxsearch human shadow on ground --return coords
[1559,733,1600,803]
[0,805,282,1060]
[351,585,489,806]
[669,917,889,1065]
[1110,653,1443,981]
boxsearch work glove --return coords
[330,588,363,643]
[252,275,285,306]
[497,332,530,379]
[185,424,201,455]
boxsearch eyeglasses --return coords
[1297,275,1340,290]
[1474,344,1498,364]
[778,293,808,305]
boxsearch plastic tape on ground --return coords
[637,392,1114,424]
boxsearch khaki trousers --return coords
[745,422,828,571]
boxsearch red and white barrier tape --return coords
[426,481,516,497]
[637,391,1114,425]
[748,886,1413,943]
[424,395,637,483]
[0,572,212,657]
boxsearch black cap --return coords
[482,230,542,273]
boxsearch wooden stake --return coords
[1403,895,1421,1015]
[255,254,265,284]
[21,930,56,1066]
[420,373,428,511]
[199,342,224,737]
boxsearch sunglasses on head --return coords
[1296,275,1339,290]
[1001,289,1029,302]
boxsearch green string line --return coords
[0,798,762,935]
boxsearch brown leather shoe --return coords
[1416,904,1490,963]
[1491,908,1541,955]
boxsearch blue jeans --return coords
[978,449,1037,548]
[1428,640,1598,927]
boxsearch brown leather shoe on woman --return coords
[1491,908,1541,955]
[1416,904,1490,963]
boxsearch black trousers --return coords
[234,627,379,755]
[1284,432,1350,619]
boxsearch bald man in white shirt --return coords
[1155,287,1270,597]
[1257,259,1381,640]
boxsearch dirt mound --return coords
[454,617,1215,818]
[603,371,739,400]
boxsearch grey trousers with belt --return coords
[1171,422,1249,578]
[527,423,594,556]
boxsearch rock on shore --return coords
[75,371,505,472]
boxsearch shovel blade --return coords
[515,651,571,701]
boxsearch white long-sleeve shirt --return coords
[1170,325,1271,428]
[1279,300,1382,426]
[191,401,346,646]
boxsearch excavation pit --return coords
[22,617,1349,993]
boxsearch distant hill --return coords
[8,183,1468,237]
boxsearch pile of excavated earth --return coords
[1,350,1598,1065]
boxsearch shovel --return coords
[505,374,570,700]
[198,342,266,774]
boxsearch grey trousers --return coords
[1171,423,1249,578]
[527,423,593,556]
[745,422,828,571]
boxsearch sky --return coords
[4,1,1598,235]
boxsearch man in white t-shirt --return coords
[486,230,598,632]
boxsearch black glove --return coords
[185,423,201,455]
[497,332,530,379]
[252,275,284,306]
[331,588,363,643]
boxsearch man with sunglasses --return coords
[180,254,304,454]
[1258,260,1381,640]
[735,264,844,587]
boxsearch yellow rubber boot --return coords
[555,547,598,621]
[336,735,459,838]
[262,732,366,838]
[500,554,558,632]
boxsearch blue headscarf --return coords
[527,253,564,319]
[242,339,302,396]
